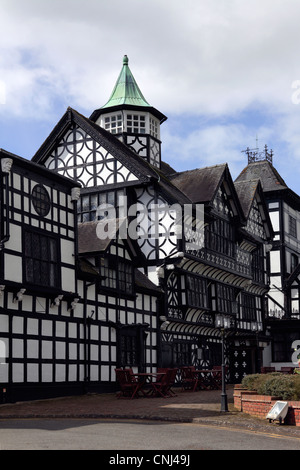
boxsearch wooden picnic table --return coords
[192,369,222,391]
[133,372,166,397]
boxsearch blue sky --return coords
[1,0,300,193]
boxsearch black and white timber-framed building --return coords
[236,147,300,370]
[0,56,280,402]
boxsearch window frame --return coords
[98,255,134,295]
[23,229,60,289]
[31,184,51,217]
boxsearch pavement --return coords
[1,385,300,439]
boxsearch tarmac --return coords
[1,385,300,439]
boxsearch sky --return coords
[1,0,300,193]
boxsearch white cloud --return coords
[0,0,300,191]
[162,118,277,178]
[0,0,300,118]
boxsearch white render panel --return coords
[269,211,280,232]
[27,364,39,382]
[42,341,53,359]
[42,320,53,336]
[269,251,281,273]
[42,364,53,382]
[4,254,22,283]
[22,295,33,312]
[56,342,66,359]
[12,316,23,334]
[12,339,23,358]
[13,364,24,383]
[56,364,66,382]
[27,340,39,358]
[60,239,75,265]
[0,363,9,383]
[27,318,39,335]
[101,365,110,381]
[61,267,75,292]
[69,364,77,381]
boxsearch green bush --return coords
[241,372,280,392]
[241,374,264,391]
[241,373,300,400]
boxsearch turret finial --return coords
[123,55,128,65]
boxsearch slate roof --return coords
[234,179,260,218]
[235,160,287,192]
[78,219,127,255]
[235,160,300,210]
[170,164,227,204]
[134,269,162,293]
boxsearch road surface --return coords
[0,418,299,451]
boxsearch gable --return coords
[234,180,273,241]
[246,198,267,240]
[44,122,139,188]
[32,108,160,187]
[211,183,235,219]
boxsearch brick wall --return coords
[233,385,300,426]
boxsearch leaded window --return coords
[186,275,208,309]
[99,257,133,294]
[104,114,123,134]
[31,184,51,217]
[100,258,117,290]
[289,215,297,238]
[173,342,192,366]
[216,284,237,314]
[205,217,235,258]
[126,114,146,134]
[24,230,59,288]
[149,117,159,138]
[272,331,299,362]
[77,189,125,223]
[120,331,138,367]
[252,245,265,284]
[242,293,256,321]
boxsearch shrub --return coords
[242,373,300,400]
[241,374,263,391]
[241,372,280,392]
[257,374,295,400]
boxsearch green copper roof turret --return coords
[101,55,151,108]
[89,56,167,124]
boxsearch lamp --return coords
[266,401,289,425]
[215,314,232,412]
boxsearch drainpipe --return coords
[83,280,96,392]
[0,158,13,251]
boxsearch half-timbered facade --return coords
[0,149,81,402]
[236,149,300,369]
[0,56,277,402]
[31,56,273,385]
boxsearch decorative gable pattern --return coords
[45,123,138,188]
[246,198,266,240]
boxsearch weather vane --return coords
[242,143,273,165]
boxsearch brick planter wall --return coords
[233,385,300,426]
